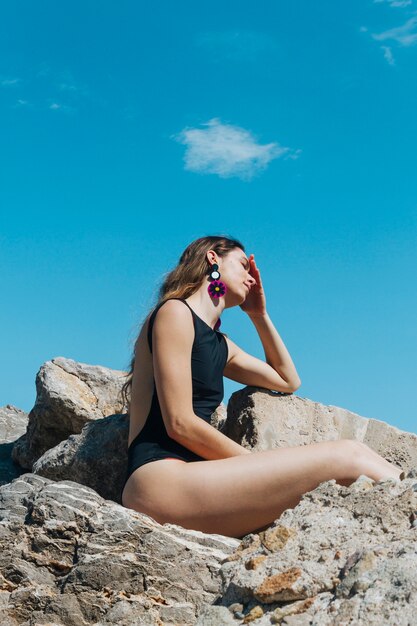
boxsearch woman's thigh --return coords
[123,439,362,538]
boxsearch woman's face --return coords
[213,248,256,305]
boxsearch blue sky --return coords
[1,1,416,434]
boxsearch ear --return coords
[206,249,219,266]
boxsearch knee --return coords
[336,439,369,477]
[339,438,367,452]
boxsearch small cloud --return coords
[374,0,412,7]
[372,14,417,45]
[15,99,29,107]
[1,77,20,86]
[173,118,299,181]
[286,149,303,160]
[57,71,88,96]
[47,101,75,114]
[359,26,369,32]
[381,45,396,63]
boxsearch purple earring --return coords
[207,263,227,300]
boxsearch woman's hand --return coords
[239,253,267,317]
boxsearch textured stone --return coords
[224,387,417,471]
[0,404,28,486]
[209,472,417,625]
[4,357,417,624]
[12,357,128,469]
[0,474,238,625]
[32,412,129,503]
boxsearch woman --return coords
[120,235,402,539]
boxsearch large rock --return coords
[0,404,28,486]
[32,412,129,503]
[4,357,417,624]
[197,470,417,625]
[12,357,128,470]
[2,469,417,625]
[0,473,239,625]
[224,387,417,470]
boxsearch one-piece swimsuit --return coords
[121,297,228,495]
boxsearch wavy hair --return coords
[119,234,245,411]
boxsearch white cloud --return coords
[57,71,89,97]
[372,14,417,45]
[173,118,299,181]
[1,77,20,86]
[48,101,75,114]
[2,66,91,113]
[381,45,396,63]
[362,3,417,65]
[374,0,412,7]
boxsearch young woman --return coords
[120,235,402,539]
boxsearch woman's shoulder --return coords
[151,298,192,321]
[149,298,194,336]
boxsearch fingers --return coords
[248,254,261,286]
[250,255,260,273]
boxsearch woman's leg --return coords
[123,438,398,538]
[353,441,402,481]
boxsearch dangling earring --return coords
[207,263,227,299]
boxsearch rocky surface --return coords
[196,469,417,625]
[2,357,417,624]
[11,358,128,470]
[223,387,417,471]
[1,470,416,625]
[0,473,239,626]
[32,412,129,504]
[0,404,28,486]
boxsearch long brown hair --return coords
[119,234,245,411]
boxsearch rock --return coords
[195,605,237,625]
[32,413,129,503]
[5,357,417,624]
[12,357,128,470]
[0,474,239,625]
[0,404,29,486]
[210,402,228,432]
[211,472,417,624]
[224,388,417,470]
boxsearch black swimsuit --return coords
[122,298,228,492]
